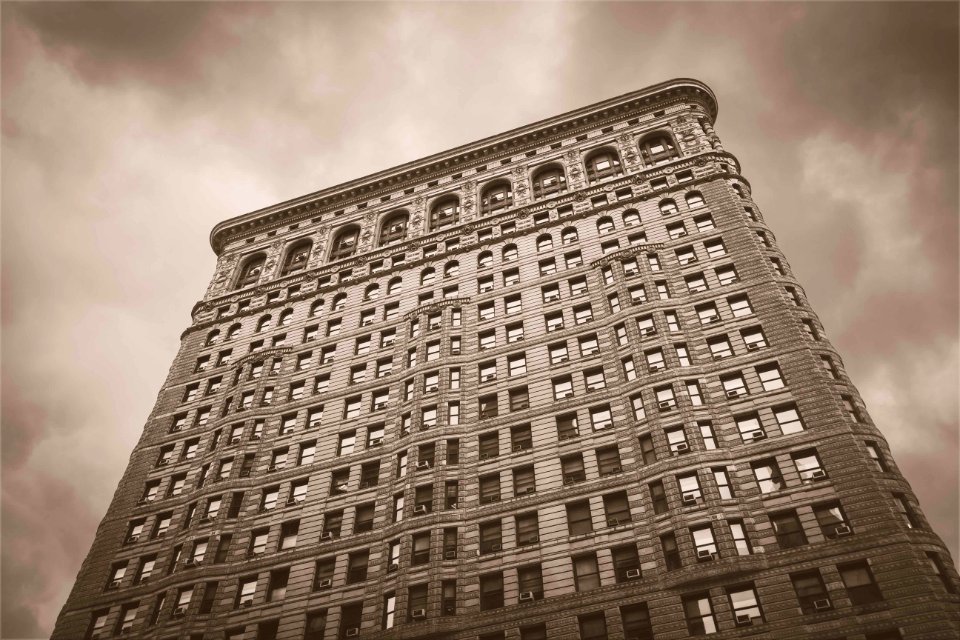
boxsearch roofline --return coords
[209,78,717,254]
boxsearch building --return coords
[53,78,959,640]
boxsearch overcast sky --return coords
[2,2,957,638]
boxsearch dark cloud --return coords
[1,3,957,638]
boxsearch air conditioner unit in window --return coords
[833,524,852,537]
[420,424,432,431]
[173,606,187,617]
[481,495,501,504]
[184,558,198,567]
[544,294,560,303]
[521,536,540,545]
[108,578,121,589]
[139,576,150,584]
[726,389,741,399]
[735,614,753,626]
[607,518,622,527]
[490,543,502,552]
[229,436,241,445]
[513,444,526,453]
[369,437,383,446]
[387,563,399,572]
[417,461,431,470]
[682,493,698,505]
[648,365,663,373]
[674,442,690,454]
[373,402,388,411]
[746,342,760,351]
[658,401,674,410]
[407,608,426,620]
[519,592,535,602]
[697,549,715,561]
[156,531,167,538]
[479,452,494,461]
[157,459,170,466]
[556,391,574,399]
[320,532,334,541]
[250,434,261,441]
[809,469,827,480]
[127,534,140,543]
[813,598,832,611]
[448,502,459,509]
[625,569,642,579]
[345,628,360,637]
[413,505,428,515]
[424,385,438,393]
[712,353,726,361]
[677,230,688,237]
[444,550,457,560]
[241,600,253,608]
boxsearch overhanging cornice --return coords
[209,78,718,255]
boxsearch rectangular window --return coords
[713,467,734,499]
[578,612,608,640]
[657,530,682,571]
[727,583,763,625]
[753,459,784,493]
[771,510,807,549]
[683,592,717,635]
[814,501,851,538]
[729,520,752,555]
[573,553,601,591]
[791,570,830,614]
[839,560,883,605]
[775,404,805,434]
[650,480,668,515]
[479,572,504,610]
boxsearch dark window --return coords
[791,570,830,614]
[839,560,883,605]
[771,510,807,549]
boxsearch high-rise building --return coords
[54,78,958,640]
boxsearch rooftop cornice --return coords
[209,78,718,254]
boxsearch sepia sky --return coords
[1,2,958,637]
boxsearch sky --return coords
[1,2,957,638]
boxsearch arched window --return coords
[279,309,294,326]
[332,293,347,312]
[387,277,403,295]
[280,240,312,276]
[310,299,325,317]
[537,234,553,253]
[585,148,622,183]
[227,324,241,340]
[235,253,266,289]
[532,164,567,198]
[622,209,641,227]
[562,227,579,245]
[429,196,460,230]
[378,210,409,246]
[364,284,380,301]
[420,268,436,286]
[638,133,680,166]
[205,329,220,346]
[444,261,460,278]
[659,199,678,215]
[256,315,272,332]
[329,225,360,262]
[480,180,513,216]
[597,217,615,234]
[502,244,518,262]
[478,251,493,269]
[685,192,705,209]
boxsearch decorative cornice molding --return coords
[209,79,718,254]
[184,151,738,338]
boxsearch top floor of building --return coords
[196,79,735,318]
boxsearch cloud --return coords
[1,3,957,638]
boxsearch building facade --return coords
[54,78,959,640]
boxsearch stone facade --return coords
[53,79,959,640]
